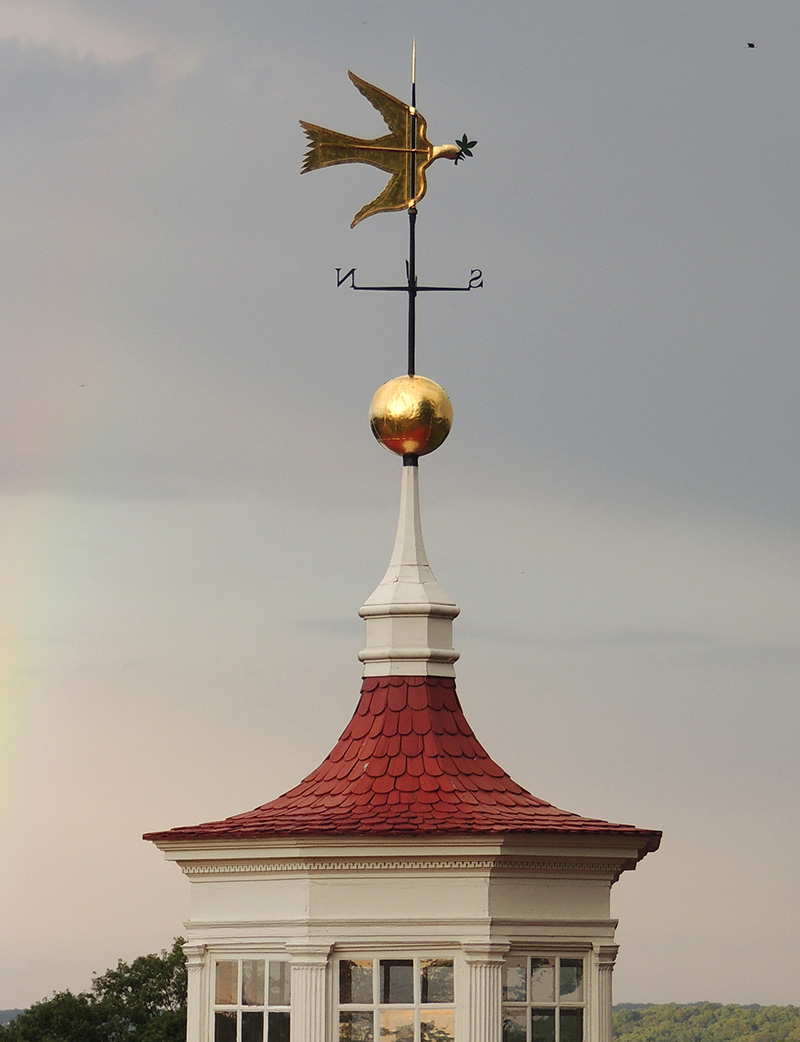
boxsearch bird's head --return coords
[431,135,478,164]
[431,143,463,162]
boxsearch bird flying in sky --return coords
[300,71,473,227]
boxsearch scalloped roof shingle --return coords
[144,676,661,849]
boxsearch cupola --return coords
[145,58,660,1042]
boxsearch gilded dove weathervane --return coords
[300,47,480,458]
[300,70,474,227]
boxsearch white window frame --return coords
[210,956,291,1042]
[501,954,586,1042]
[336,953,457,1042]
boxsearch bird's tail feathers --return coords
[300,120,379,173]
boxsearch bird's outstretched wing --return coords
[347,71,416,141]
[300,71,434,227]
[351,162,430,228]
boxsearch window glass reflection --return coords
[215,963,238,1006]
[242,1010,263,1042]
[268,1011,290,1042]
[214,1010,236,1042]
[560,1009,583,1042]
[420,1008,454,1041]
[380,960,414,1005]
[531,1009,556,1042]
[504,1012,529,1042]
[503,958,527,1003]
[559,961,583,1002]
[421,960,454,1004]
[380,1008,415,1042]
[530,959,555,1003]
[339,1011,374,1041]
[502,1013,527,1042]
[268,962,291,1006]
[340,959,374,1004]
[242,960,265,1005]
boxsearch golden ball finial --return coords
[369,375,453,456]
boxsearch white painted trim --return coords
[177,857,628,877]
[183,944,206,1042]
[182,919,617,936]
[358,464,460,675]
[153,830,653,863]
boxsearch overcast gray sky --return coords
[1,0,798,1011]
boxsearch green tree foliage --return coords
[0,991,104,1042]
[0,939,186,1042]
[614,1003,800,1042]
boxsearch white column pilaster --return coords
[596,945,618,1042]
[462,943,509,1042]
[183,943,207,1042]
[287,944,331,1042]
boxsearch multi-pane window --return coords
[213,959,290,1042]
[502,956,584,1042]
[338,956,455,1042]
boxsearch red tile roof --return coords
[145,677,661,848]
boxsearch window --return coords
[502,956,584,1042]
[338,956,455,1042]
[213,959,290,1042]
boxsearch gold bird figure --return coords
[300,71,464,227]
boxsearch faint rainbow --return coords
[0,338,112,832]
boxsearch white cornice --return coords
[180,918,618,937]
[153,831,647,862]
[177,856,627,878]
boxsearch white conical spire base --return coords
[359,464,460,677]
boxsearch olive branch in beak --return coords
[454,134,477,164]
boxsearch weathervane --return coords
[300,44,480,462]
[300,67,475,227]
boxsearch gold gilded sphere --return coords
[369,374,453,456]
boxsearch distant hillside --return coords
[0,1014,21,1028]
[613,1002,800,1042]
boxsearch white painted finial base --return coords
[359,465,459,677]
